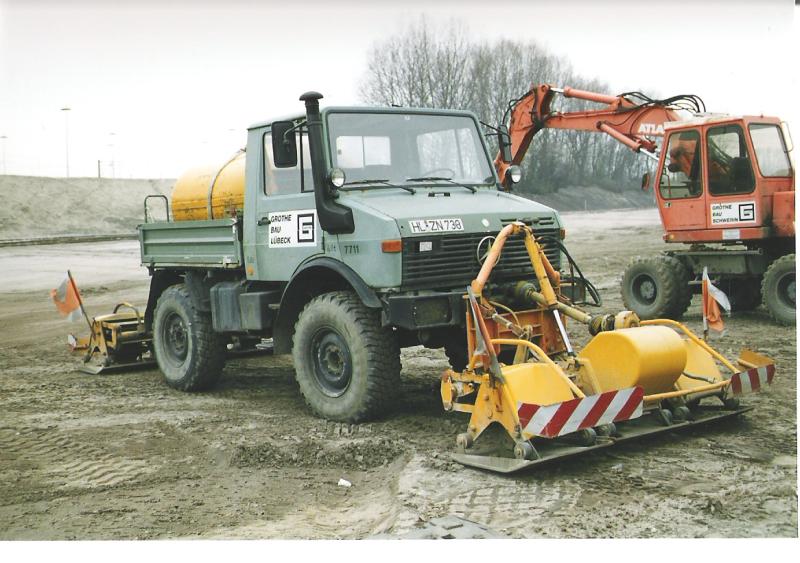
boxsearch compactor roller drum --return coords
[621,254,691,320]
[762,254,796,325]
[292,291,401,423]
[152,284,226,391]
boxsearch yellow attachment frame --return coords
[441,337,585,445]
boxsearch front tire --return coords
[292,291,401,423]
[762,254,795,325]
[152,284,226,391]
[621,255,691,319]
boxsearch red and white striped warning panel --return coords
[517,387,644,439]
[728,364,775,395]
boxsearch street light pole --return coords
[60,107,71,177]
[0,135,7,175]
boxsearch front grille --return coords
[402,227,561,289]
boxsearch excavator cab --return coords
[654,116,794,243]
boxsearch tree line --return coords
[359,20,652,195]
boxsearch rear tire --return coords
[292,291,401,423]
[152,284,226,391]
[621,255,691,319]
[762,254,795,325]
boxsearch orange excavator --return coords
[495,84,795,325]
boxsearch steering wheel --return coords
[418,167,455,179]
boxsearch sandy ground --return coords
[0,208,796,539]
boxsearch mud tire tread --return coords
[621,254,692,319]
[152,284,225,391]
[762,254,795,325]
[292,291,401,423]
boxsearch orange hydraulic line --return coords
[471,223,519,296]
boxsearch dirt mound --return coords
[0,175,174,240]
[232,437,404,470]
[0,176,654,241]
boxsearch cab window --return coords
[263,130,313,195]
[659,130,703,199]
[706,124,755,195]
[749,123,792,177]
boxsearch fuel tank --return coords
[171,151,245,221]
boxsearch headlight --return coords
[329,167,346,188]
[507,165,522,184]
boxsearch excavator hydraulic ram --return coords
[441,223,775,474]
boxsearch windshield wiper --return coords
[404,176,477,193]
[340,178,416,194]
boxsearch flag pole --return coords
[67,269,94,332]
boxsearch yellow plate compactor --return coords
[440,222,775,474]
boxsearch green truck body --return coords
[138,92,566,422]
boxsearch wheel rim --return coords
[777,272,796,309]
[632,274,657,305]
[310,327,353,397]
[161,311,188,364]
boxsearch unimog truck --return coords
[138,91,569,422]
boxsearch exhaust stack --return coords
[300,91,354,234]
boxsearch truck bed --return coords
[138,218,243,269]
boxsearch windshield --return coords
[326,112,495,187]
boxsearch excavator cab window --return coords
[659,130,703,199]
[749,123,792,177]
[706,124,755,195]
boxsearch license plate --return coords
[408,218,464,234]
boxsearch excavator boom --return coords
[496,83,703,186]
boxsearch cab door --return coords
[656,128,707,231]
[253,128,322,281]
[703,123,759,233]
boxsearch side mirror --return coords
[641,171,651,191]
[271,121,297,168]
[498,125,512,163]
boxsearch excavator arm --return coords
[495,83,704,187]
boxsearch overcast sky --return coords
[0,0,797,178]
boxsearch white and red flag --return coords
[50,271,85,323]
[702,267,731,333]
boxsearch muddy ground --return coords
[0,209,796,539]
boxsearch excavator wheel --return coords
[621,255,691,320]
[762,254,795,325]
[727,278,762,311]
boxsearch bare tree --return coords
[360,19,651,195]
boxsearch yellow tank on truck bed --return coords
[171,151,245,221]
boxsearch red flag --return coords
[702,267,731,333]
[50,272,84,322]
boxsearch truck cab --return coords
[139,92,566,422]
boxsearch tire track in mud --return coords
[0,427,154,500]
[383,455,582,538]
